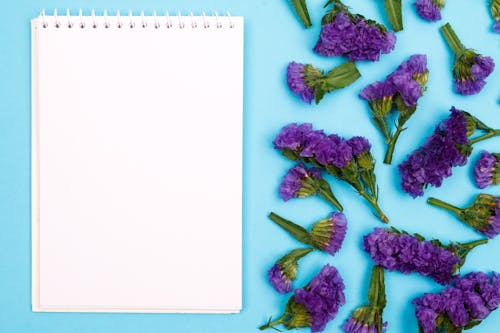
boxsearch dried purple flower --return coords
[414,0,444,22]
[268,248,314,294]
[310,212,347,255]
[274,123,388,223]
[268,212,347,256]
[413,272,500,333]
[399,107,500,197]
[362,227,488,285]
[286,61,361,104]
[314,1,396,62]
[428,194,500,239]
[260,264,346,332]
[279,163,321,201]
[440,23,495,95]
[287,62,315,104]
[360,55,428,165]
[474,151,500,189]
[342,266,388,333]
[495,20,500,33]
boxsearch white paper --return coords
[31,13,243,313]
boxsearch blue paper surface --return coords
[0,0,499,332]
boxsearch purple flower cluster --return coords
[414,0,444,22]
[342,316,387,333]
[484,197,500,238]
[362,228,461,285]
[413,272,500,333]
[314,11,396,61]
[273,123,356,168]
[454,53,495,95]
[294,264,346,332]
[398,107,469,197]
[492,1,500,33]
[311,212,347,255]
[361,55,427,110]
[279,163,322,201]
[269,264,292,294]
[474,151,499,189]
[287,62,315,104]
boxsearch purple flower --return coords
[454,53,495,96]
[388,72,422,107]
[414,0,443,22]
[413,272,500,333]
[428,194,500,239]
[363,228,464,285]
[268,248,313,294]
[347,137,371,157]
[287,62,314,104]
[398,108,469,197]
[474,151,498,189]
[268,264,292,294]
[311,212,347,255]
[314,11,395,62]
[359,81,396,104]
[494,20,500,33]
[279,163,322,201]
[342,316,387,333]
[273,123,314,151]
[294,264,346,332]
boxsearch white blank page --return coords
[32,13,243,313]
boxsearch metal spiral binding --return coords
[38,9,236,29]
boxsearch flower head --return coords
[310,212,347,255]
[414,0,444,22]
[279,163,323,201]
[273,123,314,152]
[347,136,371,157]
[294,264,346,332]
[398,107,471,197]
[342,266,388,333]
[362,228,486,285]
[474,151,500,189]
[495,20,500,33]
[314,8,396,62]
[413,272,500,333]
[287,62,315,104]
[491,0,500,33]
[268,248,314,294]
[359,81,396,116]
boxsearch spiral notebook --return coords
[31,10,243,313]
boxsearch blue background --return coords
[1,0,499,332]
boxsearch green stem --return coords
[368,266,387,309]
[440,23,466,56]
[469,129,500,145]
[358,190,389,223]
[259,314,287,330]
[268,212,313,246]
[384,0,403,32]
[316,179,344,211]
[290,0,312,28]
[383,124,404,164]
[427,197,463,217]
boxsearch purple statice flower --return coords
[362,228,486,285]
[287,62,314,104]
[413,272,500,333]
[347,136,371,157]
[314,135,354,168]
[386,54,428,108]
[474,151,499,189]
[279,163,322,201]
[314,10,396,62]
[273,123,314,151]
[294,264,346,332]
[310,212,347,255]
[428,194,500,239]
[268,264,292,294]
[441,23,495,95]
[268,248,313,294]
[398,107,469,197]
[414,0,443,22]
[359,81,396,106]
[342,266,387,333]
[495,20,500,33]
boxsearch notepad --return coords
[31,10,243,313]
